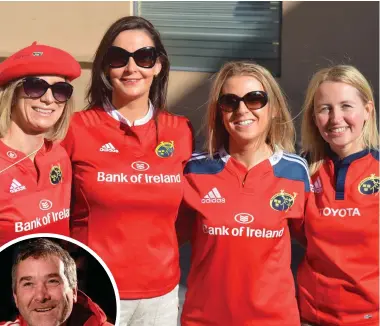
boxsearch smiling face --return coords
[11,76,67,135]
[221,75,271,149]
[13,256,77,326]
[313,81,372,157]
[109,29,162,105]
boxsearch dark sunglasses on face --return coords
[22,77,73,102]
[105,46,158,69]
[218,91,268,112]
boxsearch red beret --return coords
[0,41,81,86]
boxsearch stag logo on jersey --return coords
[49,165,62,185]
[7,151,17,159]
[131,161,150,171]
[39,199,53,211]
[155,141,174,158]
[234,213,254,224]
[358,174,379,195]
[270,190,297,212]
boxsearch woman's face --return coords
[313,81,372,157]
[220,75,271,148]
[12,76,67,135]
[108,29,162,104]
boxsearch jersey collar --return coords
[103,100,154,127]
[327,146,371,165]
[0,139,51,163]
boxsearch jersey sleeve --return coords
[289,162,312,247]
[176,200,196,246]
[274,153,312,245]
[289,211,307,247]
[60,122,76,158]
[181,118,195,165]
[176,168,200,246]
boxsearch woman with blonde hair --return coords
[0,42,80,245]
[178,61,311,325]
[298,65,379,326]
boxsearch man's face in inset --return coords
[13,255,77,326]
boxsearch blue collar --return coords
[326,147,376,200]
[327,147,372,165]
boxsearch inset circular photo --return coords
[0,234,120,326]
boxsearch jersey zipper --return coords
[242,173,248,187]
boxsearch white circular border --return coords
[0,233,120,325]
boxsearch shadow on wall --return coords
[169,75,213,151]
[169,1,379,149]
[171,0,379,288]
[281,0,379,134]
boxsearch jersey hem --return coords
[301,317,379,326]
[118,277,180,300]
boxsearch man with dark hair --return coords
[1,238,113,326]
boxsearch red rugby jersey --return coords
[61,107,193,299]
[0,290,112,326]
[0,140,71,246]
[298,149,379,326]
[180,149,311,326]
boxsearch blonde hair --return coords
[301,65,378,175]
[0,78,74,141]
[206,61,295,156]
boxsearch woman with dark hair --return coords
[61,16,193,325]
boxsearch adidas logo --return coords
[311,177,323,193]
[201,187,225,204]
[100,143,119,153]
[10,179,26,193]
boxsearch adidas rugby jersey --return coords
[0,140,71,246]
[61,107,193,299]
[298,149,379,326]
[180,149,310,326]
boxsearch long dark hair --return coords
[86,16,170,111]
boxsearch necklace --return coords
[0,141,44,174]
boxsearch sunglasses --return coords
[218,91,268,112]
[22,77,73,102]
[105,46,158,69]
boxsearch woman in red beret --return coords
[61,16,193,325]
[0,42,81,246]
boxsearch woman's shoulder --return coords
[46,139,71,160]
[70,107,107,128]
[157,110,192,128]
[271,150,311,190]
[370,148,380,161]
[184,150,228,176]
[275,150,309,169]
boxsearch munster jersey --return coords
[0,140,71,246]
[298,149,379,326]
[180,149,311,326]
[62,107,193,299]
